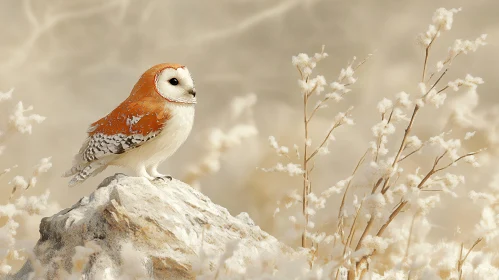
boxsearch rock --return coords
[10,174,292,279]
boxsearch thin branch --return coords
[393,105,420,166]
[383,200,408,234]
[343,199,364,256]
[338,149,368,220]
[355,216,374,251]
[306,83,319,99]
[458,238,483,280]
[302,72,310,248]
[434,150,482,173]
[379,104,420,194]
[306,123,340,163]
[421,31,439,82]
[424,69,448,97]
[398,146,424,163]
[371,178,383,194]
[402,214,418,263]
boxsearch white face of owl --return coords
[155,67,196,104]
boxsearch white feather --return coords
[112,103,195,177]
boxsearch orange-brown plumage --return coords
[89,96,172,136]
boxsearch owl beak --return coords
[188,89,196,97]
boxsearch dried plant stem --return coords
[344,200,365,256]
[338,150,368,220]
[421,30,439,82]
[306,122,340,162]
[457,238,483,280]
[402,214,418,263]
[398,146,424,163]
[393,105,420,166]
[302,76,310,248]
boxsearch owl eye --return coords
[168,78,179,86]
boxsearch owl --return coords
[64,63,196,186]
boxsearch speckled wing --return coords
[82,114,162,162]
[64,98,171,180]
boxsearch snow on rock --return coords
[10,174,292,279]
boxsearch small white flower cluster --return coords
[406,135,423,150]
[261,162,305,177]
[268,136,289,156]
[417,82,446,108]
[323,59,359,104]
[428,132,480,167]
[292,48,360,107]
[0,88,13,102]
[445,34,487,65]
[369,93,413,158]
[9,157,52,197]
[8,101,46,135]
[292,50,329,78]
[447,74,484,92]
[419,8,461,47]
[333,107,355,126]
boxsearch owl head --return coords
[131,63,197,104]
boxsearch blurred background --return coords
[0,0,498,251]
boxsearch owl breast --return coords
[112,103,195,169]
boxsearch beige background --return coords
[0,0,498,247]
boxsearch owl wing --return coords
[64,99,171,177]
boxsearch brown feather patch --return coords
[89,96,172,136]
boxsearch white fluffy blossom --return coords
[447,74,484,92]
[377,98,393,114]
[464,155,480,167]
[432,7,461,31]
[338,65,357,84]
[292,50,328,77]
[298,75,327,95]
[419,8,461,46]
[364,193,387,218]
[418,82,446,108]
[395,91,412,109]
[268,136,289,156]
[8,102,46,134]
[261,163,305,176]
[406,135,423,150]
[0,88,13,102]
[334,108,354,126]
[464,131,476,140]
[362,235,392,254]
[428,133,462,161]
[371,120,395,138]
[446,34,487,62]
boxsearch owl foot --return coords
[154,175,173,182]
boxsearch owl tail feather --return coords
[64,160,109,187]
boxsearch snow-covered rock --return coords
[11,174,292,279]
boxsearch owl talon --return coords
[154,175,172,181]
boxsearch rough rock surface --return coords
[11,174,292,279]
